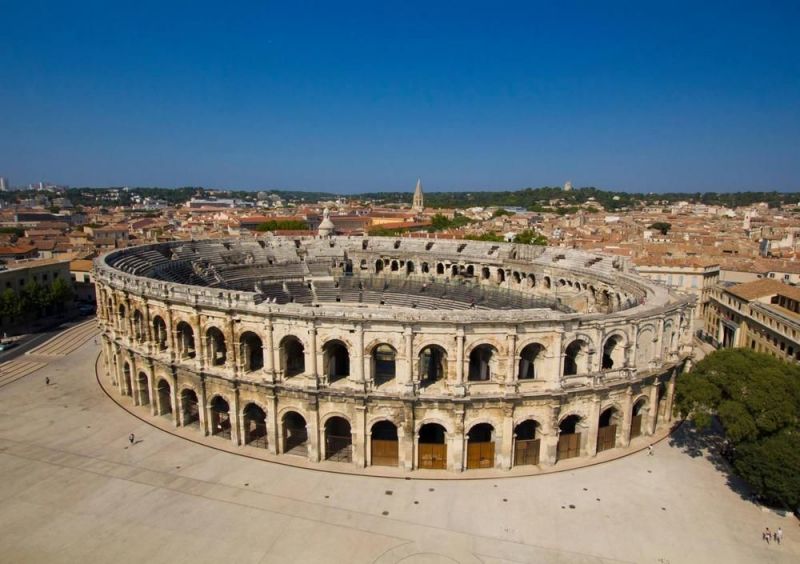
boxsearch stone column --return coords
[195,315,206,371]
[198,377,209,436]
[401,402,414,470]
[586,396,601,457]
[353,404,366,467]
[500,406,514,469]
[231,384,242,446]
[665,370,677,423]
[543,403,561,466]
[505,333,517,390]
[267,393,279,455]
[451,407,465,471]
[352,325,365,389]
[646,379,659,435]
[226,318,238,377]
[403,327,414,394]
[264,318,276,381]
[309,324,318,383]
[170,373,179,427]
[454,328,465,395]
[621,386,633,446]
[306,400,320,462]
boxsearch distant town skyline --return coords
[1,2,798,193]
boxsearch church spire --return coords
[412,178,424,213]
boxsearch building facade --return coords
[96,237,694,473]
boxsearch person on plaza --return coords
[647,444,654,456]
[764,528,771,544]
[45,377,50,385]
[128,433,135,445]
[775,527,782,545]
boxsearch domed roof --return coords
[318,207,335,236]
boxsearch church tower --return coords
[412,178,424,213]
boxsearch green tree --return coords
[514,229,548,246]
[648,222,672,235]
[255,220,309,232]
[21,280,49,316]
[675,349,800,508]
[491,208,512,218]
[0,288,21,322]
[48,278,74,312]
[465,232,505,242]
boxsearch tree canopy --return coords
[648,222,672,235]
[675,349,800,508]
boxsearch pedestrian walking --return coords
[647,444,653,456]
[128,433,135,445]
[764,528,771,544]
[45,377,50,385]
[775,527,783,545]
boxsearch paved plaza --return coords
[0,325,796,563]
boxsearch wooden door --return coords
[371,439,399,467]
[557,433,581,460]
[418,443,447,469]
[514,438,541,466]
[597,424,617,452]
[466,442,495,469]
[630,414,642,439]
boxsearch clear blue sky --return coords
[1,1,798,193]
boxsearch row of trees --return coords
[254,219,309,232]
[0,278,74,324]
[676,349,800,509]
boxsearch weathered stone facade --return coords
[95,236,694,472]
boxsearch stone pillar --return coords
[309,325,318,383]
[147,368,157,416]
[195,316,206,371]
[198,377,209,436]
[264,319,276,381]
[543,404,560,465]
[646,379,659,435]
[267,393,279,455]
[454,328,465,395]
[353,404,366,468]
[451,407,465,471]
[586,396,601,457]
[166,309,177,363]
[403,327,414,394]
[231,385,242,446]
[621,386,633,446]
[170,373,179,426]
[500,406,514,469]
[306,399,320,462]
[665,370,677,423]
[352,325,365,389]
[505,333,517,390]
[226,318,238,377]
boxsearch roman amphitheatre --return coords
[96,231,694,474]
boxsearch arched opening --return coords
[122,361,132,396]
[133,310,144,342]
[370,421,398,467]
[518,343,545,380]
[206,327,227,366]
[418,423,447,469]
[176,321,196,359]
[466,264,474,277]
[527,273,536,287]
[468,344,496,381]
[497,269,506,283]
[156,379,172,416]
[512,271,521,284]
[243,403,267,448]
[602,335,624,370]
[436,263,444,275]
[563,339,589,376]
[375,259,384,273]
[636,328,655,366]
[323,340,350,383]
[481,267,490,280]
[451,264,459,277]
[136,372,149,406]
[419,345,447,385]
[421,262,429,273]
[372,343,396,386]
[280,336,305,377]
[466,423,495,469]
[390,260,399,272]
[597,407,619,452]
[543,276,551,289]
[406,260,415,274]
[557,415,582,461]
[631,398,647,439]
[239,331,264,372]
[153,316,168,351]
[117,304,126,329]
[513,420,540,466]
[359,259,367,270]
[283,411,308,456]
[209,396,231,440]
[324,416,352,462]
[180,389,200,427]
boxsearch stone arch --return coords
[282,410,308,455]
[636,325,656,365]
[563,338,591,376]
[132,309,145,342]
[497,269,506,283]
[406,260,415,274]
[466,422,496,469]
[136,371,150,406]
[205,326,227,366]
[467,343,498,381]
[239,331,264,372]
[518,342,546,380]
[597,405,621,452]
[630,396,649,439]
[370,420,399,467]
[481,266,490,280]
[208,395,231,439]
[375,259,384,273]
[179,387,200,427]
[242,402,268,448]
[370,342,397,386]
[152,315,168,351]
[418,344,447,384]
[156,378,172,416]
[122,361,132,396]
[421,261,429,273]
[513,419,541,466]
[322,339,350,383]
[417,421,448,470]
[602,333,626,370]
[280,335,305,377]
[543,276,551,289]
[324,415,353,462]
[436,263,445,275]
[175,321,196,359]
[557,414,584,461]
